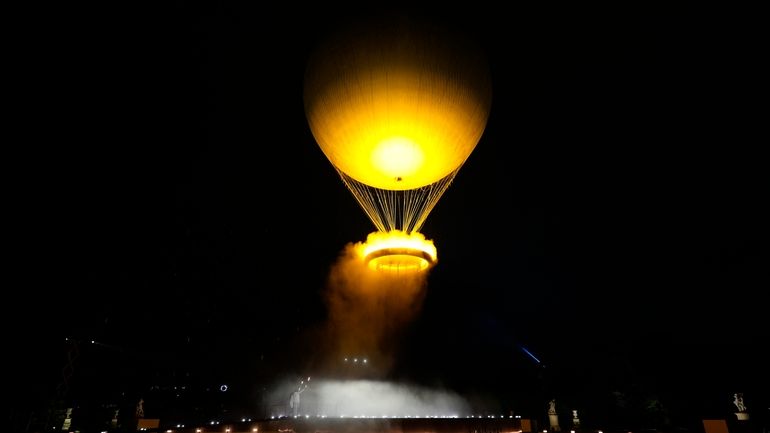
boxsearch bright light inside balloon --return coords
[308,75,486,191]
[305,18,491,241]
[371,137,424,182]
[304,25,492,192]
[358,230,437,272]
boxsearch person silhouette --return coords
[289,381,308,417]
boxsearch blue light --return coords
[520,346,541,364]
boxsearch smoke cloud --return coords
[268,379,469,418]
[262,237,480,420]
[319,240,429,375]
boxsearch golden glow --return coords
[306,67,489,190]
[305,22,491,191]
[371,137,424,182]
[357,230,437,272]
[304,19,491,240]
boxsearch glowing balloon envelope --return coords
[304,18,491,271]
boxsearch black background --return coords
[11,2,767,431]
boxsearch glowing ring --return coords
[364,247,436,272]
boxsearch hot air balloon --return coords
[304,17,492,272]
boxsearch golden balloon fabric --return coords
[305,18,491,233]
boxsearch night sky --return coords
[13,2,767,430]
